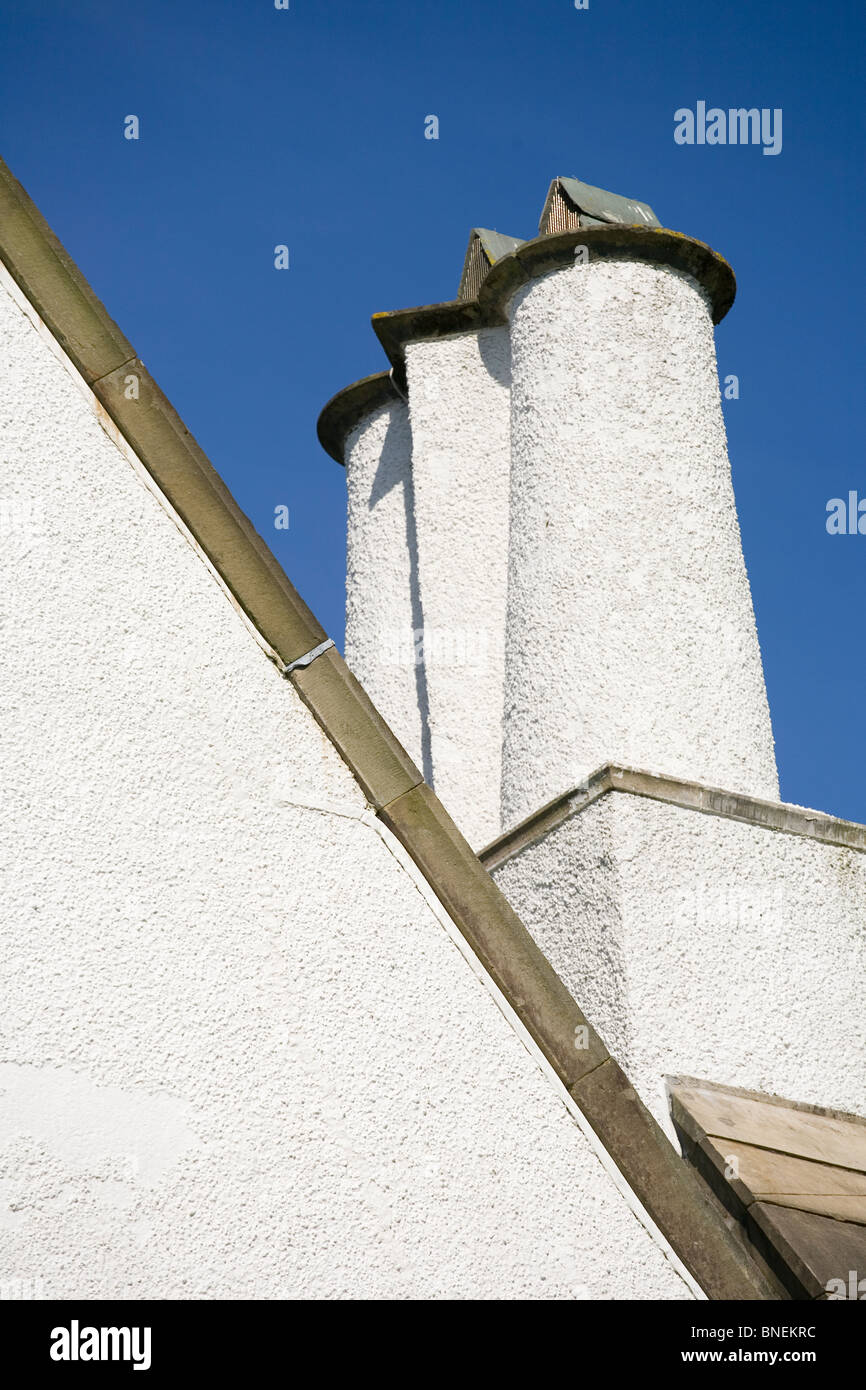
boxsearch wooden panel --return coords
[749,1203,866,1299]
[674,1082,866,1172]
[705,1138,866,1223]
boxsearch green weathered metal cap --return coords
[457,227,524,300]
[541,176,660,232]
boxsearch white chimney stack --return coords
[321,232,517,849]
[320,179,779,842]
[500,223,778,827]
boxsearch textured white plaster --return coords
[405,329,511,848]
[493,789,866,1142]
[344,400,425,771]
[0,1065,200,1191]
[0,270,689,1300]
[501,258,778,829]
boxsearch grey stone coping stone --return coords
[480,763,866,872]
[0,156,135,383]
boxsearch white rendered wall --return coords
[493,791,866,1142]
[405,329,511,849]
[0,269,691,1301]
[501,258,778,830]
[344,400,425,774]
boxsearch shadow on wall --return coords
[368,410,433,784]
[478,328,511,388]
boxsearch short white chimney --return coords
[319,233,516,848]
[320,378,428,775]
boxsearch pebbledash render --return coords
[0,154,862,1302]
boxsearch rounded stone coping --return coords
[480,224,736,327]
[317,225,736,466]
[317,371,401,465]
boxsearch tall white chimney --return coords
[500,213,778,827]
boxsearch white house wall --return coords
[492,790,866,1143]
[0,268,690,1300]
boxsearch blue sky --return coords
[2,0,864,820]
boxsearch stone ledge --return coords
[290,646,423,811]
[480,763,866,871]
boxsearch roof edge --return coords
[0,157,329,671]
[0,157,135,383]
